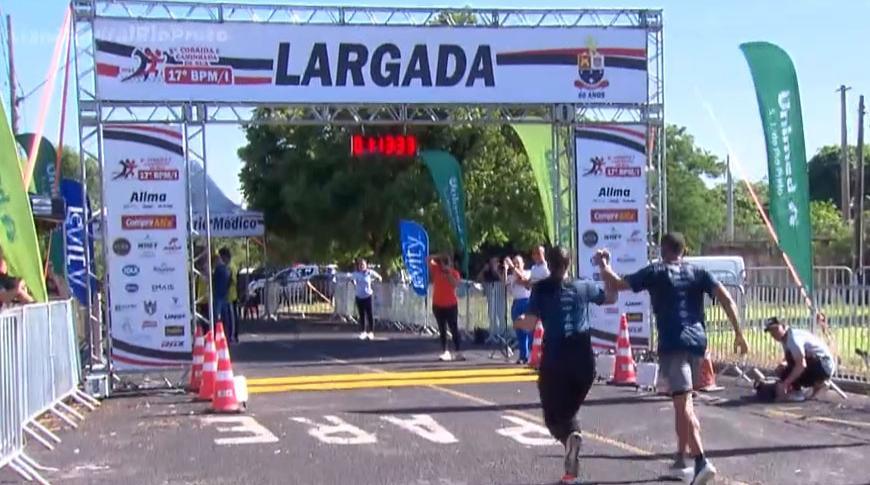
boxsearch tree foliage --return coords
[807,144,870,204]
[238,111,546,272]
[664,125,726,251]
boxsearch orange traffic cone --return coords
[529,321,544,370]
[608,314,637,386]
[188,325,205,392]
[696,353,724,392]
[212,322,242,413]
[196,330,217,401]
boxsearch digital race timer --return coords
[350,134,418,158]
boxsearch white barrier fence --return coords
[0,301,100,484]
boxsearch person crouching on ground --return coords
[515,246,616,484]
[764,314,836,401]
[429,254,463,361]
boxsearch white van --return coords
[682,255,746,288]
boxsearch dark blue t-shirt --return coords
[624,261,717,355]
[527,278,605,358]
[212,262,231,301]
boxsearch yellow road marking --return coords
[249,374,539,394]
[305,352,748,485]
[247,367,535,387]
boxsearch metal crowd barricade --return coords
[744,265,854,288]
[705,283,870,386]
[262,278,336,320]
[0,301,100,484]
[1,308,27,480]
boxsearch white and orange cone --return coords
[529,321,544,370]
[608,314,637,386]
[212,322,242,413]
[188,325,205,392]
[196,329,217,401]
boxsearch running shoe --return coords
[560,473,581,484]
[785,390,807,402]
[438,351,453,361]
[564,431,582,478]
[685,460,717,485]
[670,453,687,470]
[359,332,368,340]
[367,332,375,340]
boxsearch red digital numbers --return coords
[350,134,418,158]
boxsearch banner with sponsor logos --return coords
[399,220,429,297]
[575,125,650,349]
[60,179,98,307]
[740,42,814,297]
[191,211,264,238]
[103,124,191,370]
[93,19,647,104]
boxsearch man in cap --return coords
[764,314,835,401]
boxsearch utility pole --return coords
[6,14,18,135]
[726,154,735,241]
[839,85,852,221]
[855,95,865,272]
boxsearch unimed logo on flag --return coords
[122,215,177,230]
[590,209,638,223]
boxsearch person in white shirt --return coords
[352,259,382,340]
[504,255,533,364]
[529,245,551,284]
[765,314,836,400]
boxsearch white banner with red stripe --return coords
[575,125,651,349]
[103,124,193,370]
[92,19,647,104]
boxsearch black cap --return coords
[764,316,782,332]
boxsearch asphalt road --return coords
[4,319,870,485]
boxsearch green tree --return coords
[665,125,726,252]
[238,112,546,273]
[809,200,852,266]
[710,179,770,241]
[807,144,870,205]
[58,146,102,208]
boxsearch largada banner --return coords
[575,125,650,349]
[103,124,192,370]
[399,220,429,297]
[93,19,647,104]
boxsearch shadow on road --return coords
[576,441,869,461]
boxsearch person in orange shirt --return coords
[429,254,463,361]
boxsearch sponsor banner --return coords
[60,179,98,306]
[575,125,650,349]
[741,42,814,296]
[94,19,647,104]
[103,124,192,370]
[191,212,265,237]
[399,220,429,297]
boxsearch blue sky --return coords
[3,0,868,205]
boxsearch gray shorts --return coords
[659,351,701,395]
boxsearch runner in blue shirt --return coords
[516,246,617,484]
[599,232,748,485]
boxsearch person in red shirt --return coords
[429,254,463,361]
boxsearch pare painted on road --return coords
[201,414,558,447]
[289,414,557,447]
